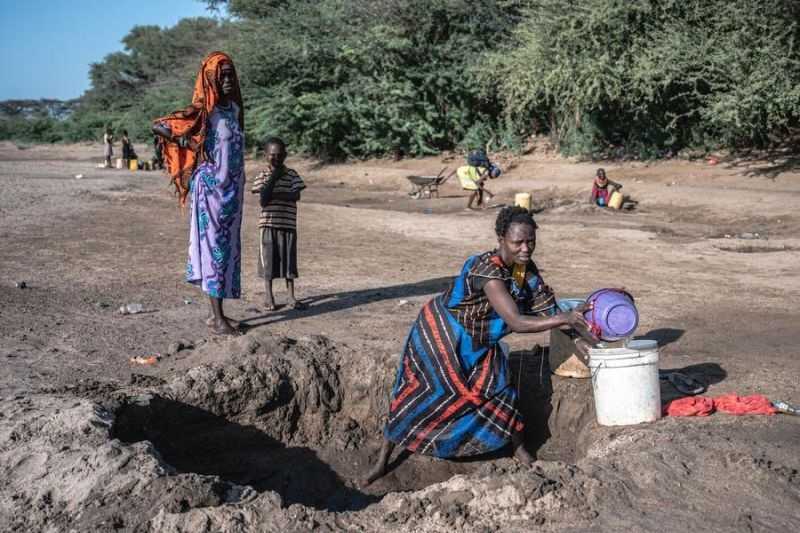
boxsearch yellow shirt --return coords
[457,165,486,190]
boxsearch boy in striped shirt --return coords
[251,137,307,310]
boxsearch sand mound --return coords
[3,332,799,532]
[0,394,258,532]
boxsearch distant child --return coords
[151,135,164,170]
[121,130,137,162]
[456,149,501,209]
[251,137,307,311]
[103,128,114,168]
[589,168,622,207]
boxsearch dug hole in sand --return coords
[2,329,798,532]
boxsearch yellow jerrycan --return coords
[514,192,532,210]
[608,190,623,209]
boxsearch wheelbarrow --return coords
[406,167,451,199]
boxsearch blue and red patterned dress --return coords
[384,251,557,458]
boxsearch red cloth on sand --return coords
[663,396,715,417]
[713,394,776,415]
[663,394,777,417]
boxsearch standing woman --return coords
[152,52,245,335]
[103,127,113,168]
[363,206,592,485]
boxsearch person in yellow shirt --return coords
[456,150,499,209]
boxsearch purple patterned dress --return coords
[185,102,244,298]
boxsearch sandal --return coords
[660,371,706,396]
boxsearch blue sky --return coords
[0,0,212,100]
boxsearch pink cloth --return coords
[663,394,777,417]
[663,396,715,417]
[713,394,776,415]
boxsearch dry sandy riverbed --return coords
[1,141,799,532]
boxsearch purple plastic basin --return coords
[584,289,638,341]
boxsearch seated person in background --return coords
[589,168,622,207]
[457,149,500,209]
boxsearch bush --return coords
[64,17,226,143]
[225,0,522,159]
[483,0,800,157]
[7,1,799,159]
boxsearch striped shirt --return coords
[251,167,305,230]
[441,252,555,346]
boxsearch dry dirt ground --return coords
[1,140,799,532]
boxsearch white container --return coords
[588,339,661,426]
[118,303,144,315]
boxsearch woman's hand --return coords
[564,302,600,342]
[176,135,198,151]
[564,302,591,329]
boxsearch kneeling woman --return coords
[364,206,590,484]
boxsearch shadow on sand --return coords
[725,148,800,180]
[113,396,378,512]
[241,276,453,329]
[636,327,685,346]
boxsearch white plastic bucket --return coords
[588,339,661,426]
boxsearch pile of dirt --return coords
[148,417,800,532]
[156,334,349,447]
[0,394,259,533]
[2,331,799,532]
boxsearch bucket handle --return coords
[590,360,605,384]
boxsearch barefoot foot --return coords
[206,316,240,328]
[289,299,308,310]
[208,318,238,336]
[360,462,387,488]
[514,445,535,465]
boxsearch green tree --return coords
[223,0,523,158]
[70,17,227,142]
[7,0,798,157]
[483,0,800,156]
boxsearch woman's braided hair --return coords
[495,205,537,237]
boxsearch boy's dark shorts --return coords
[258,227,298,280]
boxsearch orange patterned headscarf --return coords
[153,51,244,206]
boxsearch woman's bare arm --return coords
[483,278,590,333]
[152,123,196,150]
